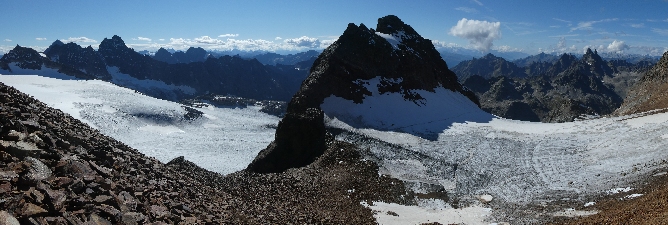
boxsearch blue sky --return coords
[2,0,668,56]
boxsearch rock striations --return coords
[247,15,482,173]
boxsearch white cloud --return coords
[3,39,11,42]
[455,7,478,13]
[275,37,282,40]
[549,37,578,54]
[570,18,618,32]
[63,37,97,43]
[431,40,461,49]
[553,18,572,26]
[449,18,501,52]
[193,36,222,44]
[629,23,644,28]
[607,40,629,52]
[132,37,152,42]
[158,39,165,41]
[471,0,483,6]
[284,36,320,48]
[652,28,668,36]
[494,45,522,52]
[35,38,47,41]
[218,34,239,38]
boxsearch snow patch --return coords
[361,201,492,225]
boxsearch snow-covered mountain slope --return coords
[0,74,279,175]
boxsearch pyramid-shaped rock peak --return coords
[247,15,485,173]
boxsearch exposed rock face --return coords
[248,15,478,173]
[615,51,668,115]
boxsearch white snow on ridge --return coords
[321,77,494,140]
[0,74,278,175]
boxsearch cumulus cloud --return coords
[158,39,165,41]
[455,7,478,13]
[284,36,320,48]
[607,40,629,52]
[218,34,239,38]
[132,37,152,42]
[570,18,618,32]
[63,37,97,43]
[449,18,501,52]
[36,38,47,41]
[3,39,11,42]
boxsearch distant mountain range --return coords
[1,36,314,102]
[455,49,656,122]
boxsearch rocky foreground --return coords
[0,81,410,224]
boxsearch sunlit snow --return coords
[0,74,278,175]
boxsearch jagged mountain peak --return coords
[375,15,420,41]
[100,35,128,50]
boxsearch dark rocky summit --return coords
[247,15,478,173]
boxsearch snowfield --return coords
[4,70,668,224]
[0,74,278,175]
